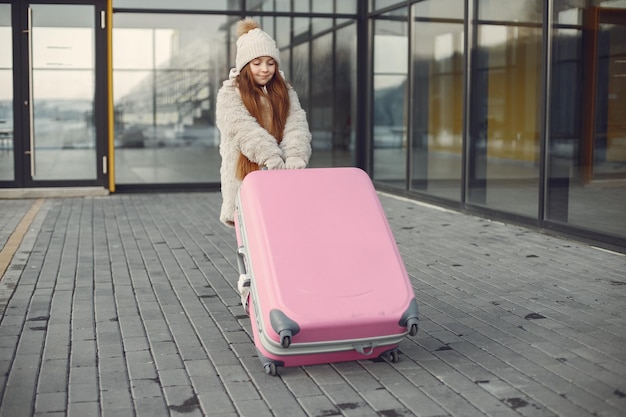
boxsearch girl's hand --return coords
[264,155,285,170]
[285,157,306,169]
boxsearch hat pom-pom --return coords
[237,18,259,37]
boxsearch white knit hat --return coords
[235,18,281,73]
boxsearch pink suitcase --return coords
[235,167,419,375]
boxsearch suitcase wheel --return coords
[264,362,279,376]
[279,331,292,348]
[407,318,419,336]
[380,349,400,363]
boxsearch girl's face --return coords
[249,56,276,86]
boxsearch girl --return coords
[216,18,312,308]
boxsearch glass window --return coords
[312,17,333,35]
[413,0,464,19]
[372,1,403,12]
[310,34,333,156]
[468,0,543,217]
[0,4,13,182]
[113,13,228,185]
[293,1,310,13]
[291,42,310,111]
[293,16,310,39]
[331,23,357,167]
[312,0,333,13]
[30,5,97,181]
[113,0,236,10]
[275,16,290,49]
[274,16,292,76]
[477,0,543,23]
[261,0,275,12]
[554,2,583,25]
[547,5,626,240]
[336,1,357,14]
[372,8,408,187]
[275,0,291,13]
[261,16,275,38]
[410,0,465,201]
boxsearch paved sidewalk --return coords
[0,192,624,417]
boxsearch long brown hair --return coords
[235,64,290,180]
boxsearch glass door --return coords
[0,3,14,183]
[20,2,104,185]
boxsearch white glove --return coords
[264,155,285,170]
[285,157,306,169]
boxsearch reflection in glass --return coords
[411,0,464,201]
[413,0,464,19]
[332,24,357,166]
[275,16,290,49]
[592,22,626,181]
[0,5,13,181]
[291,42,310,110]
[373,11,408,186]
[336,1,357,14]
[275,0,291,12]
[548,6,626,240]
[311,34,334,152]
[468,2,543,217]
[477,0,543,23]
[293,1,309,13]
[372,1,403,12]
[288,20,357,169]
[113,14,226,184]
[31,5,97,181]
[293,17,310,39]
[312,0,333,13]
[114,0,232,10]
[312,18,333,35]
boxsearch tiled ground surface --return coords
[0,192,624,417]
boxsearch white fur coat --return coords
[216,72,312,226]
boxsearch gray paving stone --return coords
[99,370,131,392]
[389,385,449,417]
[178,344,208,361]
[320,384,380,417]
[1,193,625,416]
[7,354,40,388]
[153,353,184,371]
[100,387,133,411]
[133,397,170,417]
[37,359,69,394]
[1,404,32,417]
[34,391,66,414]
[131,378,164,400]
[297,394,341,416]
[68,400,99,417]
[162,385,201,412]
[68,381,99,403]
[195,387,238,415]
[233,399,275,417]
[158,368,191,387]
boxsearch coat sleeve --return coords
[216,85,284,166]
[279,87,312,164]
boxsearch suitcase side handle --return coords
[237,246,247,275]
[354,343,376,355]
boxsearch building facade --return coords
[1,0,625,251]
